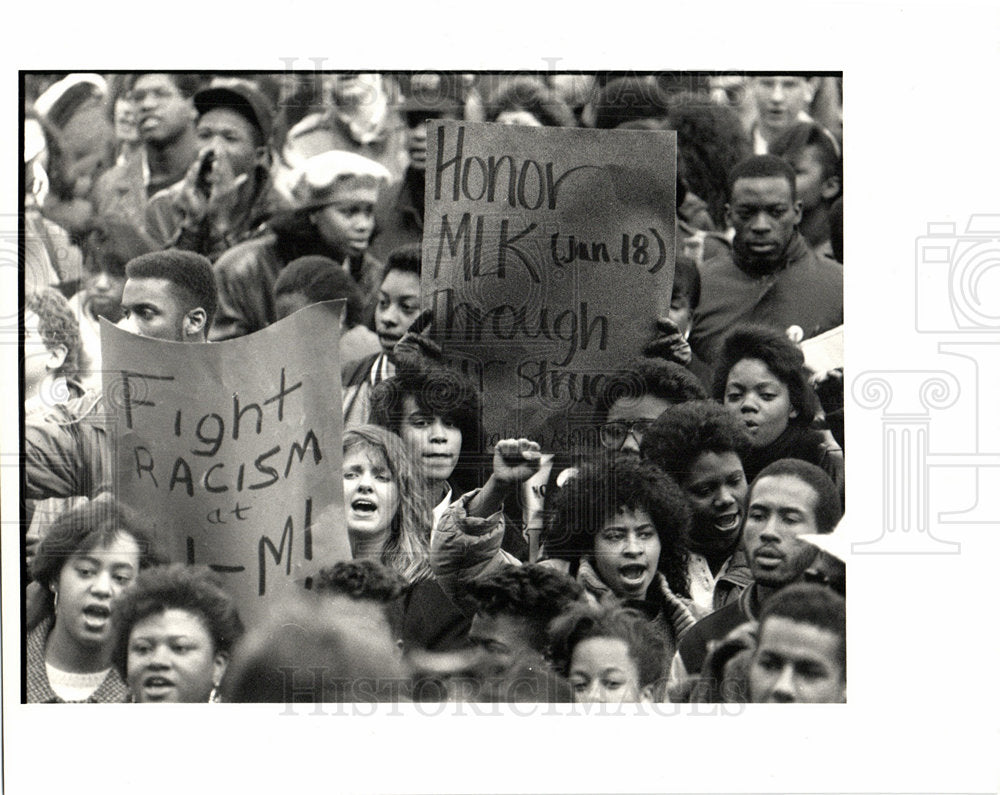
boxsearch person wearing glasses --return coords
[596,357,708,456]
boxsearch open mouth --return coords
[713,512,741,532]
[351,498,378,515]
[618,564,647,583]
[141,676,175,699]
[81,604,111,631]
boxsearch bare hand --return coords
[491,438,542,484]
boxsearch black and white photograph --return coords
[1,4,997,794]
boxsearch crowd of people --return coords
[22,71,844,705]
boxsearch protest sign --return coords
[422,120,676,454]
[101,301,349,625]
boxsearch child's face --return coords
[667,292,693,338]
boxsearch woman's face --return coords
[569,637,644,703]
[127,608,226,703]
[593,507,661,600]
[399,396,462,486]
[342,444,400,540]
[723,358,798,448]
[683,450,748,540]
[53,532,141,652]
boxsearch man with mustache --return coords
[668,457,842,687]
[689,154,842,371]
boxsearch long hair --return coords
[343,424,433,584]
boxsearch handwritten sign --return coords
[101,301,349,625]
[423,120,677,452]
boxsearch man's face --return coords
[602,394,675,455]
[311,186,379,258]
[131,74,195,145]
[753,76,812,138]
[119,277,191,341]
[743,474,820,588]
[727,176,802,270]
[404,111,457,170]
[748,616,846,703]
[468,612,539,677]
[195,108,261,179]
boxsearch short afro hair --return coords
[641,399,750,482]
[274,255,365,328]
[757,582,846,671]
[25,288,81,375]
[545,455,691,598]
[712,324,819,427]
[751,458,842,534]
[113,563,245,677]
[597,357,707,417]
[460,564,584,654]
[548,599,670,694]
[122,72,204,100]
[30,495,165,616]
[727,154,797,203]
[315,559,408,604]
[125,250,218,326]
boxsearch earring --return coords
[209,684,221,704]
[53,589,59,610]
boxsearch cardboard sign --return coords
[423,120,676,453]
[101,301,349,625]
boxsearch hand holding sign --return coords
[391,309,443,372]
[643,316,693,366]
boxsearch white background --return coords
[2,2,998,792]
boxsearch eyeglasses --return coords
[598,419,655,450]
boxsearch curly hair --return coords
[548,599,670,694]
[597,357,707,417]
[641,399,750,483]
[30,495,166,618]
[485,76,576,127]
[712,324,819,427]
[25,288,81,375]
[112,563,245,677]
[315,559,408,603]
[459,564,583,653]
[367,365,484,493]
[666,92,752,229]
[545,455,691,597]
[273,255,365,327]
[343,425,433,584]
[125,250,218,327]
